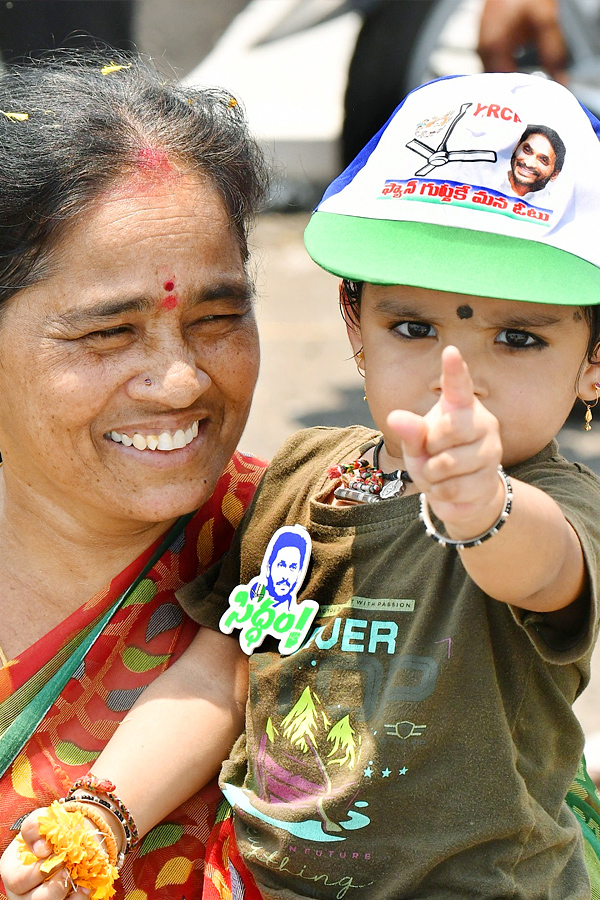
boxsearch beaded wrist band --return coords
[69,774,139,851]
[419,465,513,550]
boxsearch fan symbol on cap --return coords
[406,102,497,176]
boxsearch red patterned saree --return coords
[0,451,266,900]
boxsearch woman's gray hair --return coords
[0,50,269,304]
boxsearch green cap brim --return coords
[304,213,600,305]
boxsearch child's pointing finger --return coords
[440,346,475,411]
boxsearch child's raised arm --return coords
[0,626,248,899]
[387,346,587,622]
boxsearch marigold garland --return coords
[17,800,119,900]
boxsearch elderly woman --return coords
[0,51,268,898]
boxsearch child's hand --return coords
[0,809,89,899]
[387,345,504,541]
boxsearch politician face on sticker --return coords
[266,529,309,606]
[220,523,318,655]
[508,125,565,197]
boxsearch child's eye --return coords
[496,329,545,349]
[395,321,436,339]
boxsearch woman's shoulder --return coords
[193,451,269,550]
[214,449,269,497]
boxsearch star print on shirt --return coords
[382,768,391,778]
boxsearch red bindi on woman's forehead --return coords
[161,278,178,310]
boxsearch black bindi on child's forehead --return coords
[457,304,473,320]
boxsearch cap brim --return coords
[304,213,600,305]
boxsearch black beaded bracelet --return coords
[419,465,513,550]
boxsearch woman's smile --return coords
[107,419,200,451]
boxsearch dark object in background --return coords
[0,1,134,61]
[342,0,436,166]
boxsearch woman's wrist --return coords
[66,773,140,856]
[15,800,121,896]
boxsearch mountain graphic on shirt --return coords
[254,686,362,833]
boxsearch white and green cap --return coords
[304,72,600,305]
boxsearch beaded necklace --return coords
[328,437,412,504]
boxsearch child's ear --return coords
[339,282,362,355]
[345,318,363,357]
[577,344,600,401]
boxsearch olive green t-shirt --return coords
[179,426,600,899]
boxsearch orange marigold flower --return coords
[17,801,119,900]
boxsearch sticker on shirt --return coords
[219,524,318,655]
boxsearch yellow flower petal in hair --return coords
[1,111,28,121]
[17,801,119,900]
[100,62,132,76]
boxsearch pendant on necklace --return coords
[380,476,407,500]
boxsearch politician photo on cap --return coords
[507,124,566,198]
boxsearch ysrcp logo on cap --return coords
[407,103,497,176]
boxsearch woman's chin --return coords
[97,455,231,525]
[96,424,239,524]
[111,487,217,527]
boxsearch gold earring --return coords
[583,383,600,430]
[354,349,367,401]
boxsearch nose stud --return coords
[144,378,152,386]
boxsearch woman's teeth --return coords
[109,421,199,451]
